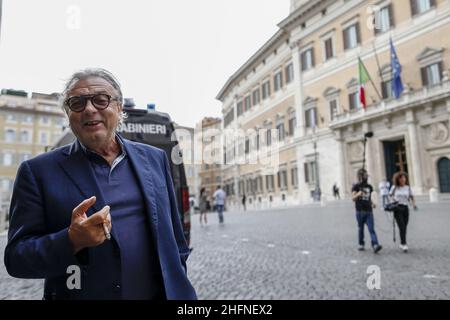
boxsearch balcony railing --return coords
[330,79,450,127]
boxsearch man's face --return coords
[359,172,368,183]
[67,77,122,149]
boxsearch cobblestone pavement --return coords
[1,201,450,299]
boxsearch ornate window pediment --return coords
[417,47,445,66]
[346,77,359,89]
[380,63,392,81]
[380,63,391,75]
[323,86,341,99]
[263,119,272,127]
[276,113,285,121]
[303,96,318,109]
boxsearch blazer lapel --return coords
[58,141,120,244]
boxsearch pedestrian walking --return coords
[199,188,208,226]
[242,194,247,211]
[213,186,227,224]
[389,172,418,253]
[379,178,391,208]
[333,183,341,200]
[351,169,383,254]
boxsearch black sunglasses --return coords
[65,94,119,113]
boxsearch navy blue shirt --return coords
[81,137,164,299]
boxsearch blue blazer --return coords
[4,138,197,300]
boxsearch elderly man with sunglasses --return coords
[4,68,197,300]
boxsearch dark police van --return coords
[52,103,192,246]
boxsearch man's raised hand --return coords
[68,196,112,254]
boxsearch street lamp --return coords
[362,131,374,172]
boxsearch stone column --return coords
[335,129,348,197]
[447,99,450,129]
[406,110,424,195]
[290,41,305,138]
[231,95,241,210]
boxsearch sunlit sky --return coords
[0,0,290,127]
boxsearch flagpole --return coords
[389,36,393,89]
[359,57,382,101]
[372,41,383,77]
[389,35,394,94]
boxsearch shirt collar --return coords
[78,133,127,160]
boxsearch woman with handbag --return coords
[389,172,418,253]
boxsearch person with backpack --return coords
[352,169,383,254]
[389,172,418,253]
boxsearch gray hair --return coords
[60,68,128,126]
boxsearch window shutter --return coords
[421,67,429,87]
[285,65,289,83]
[330,39,334,57]
[374,14,380,35]
[410,0,418,16]
[311,48,315,67]
[301,51,308,71]
[349,94,355,110]
[381,81,387,99]
[430,0,436,8]
[356,23,361,45]
[326,40,331,58]
[329,100,336,120]
[343,28,349,50]
[388,4,395,28]
[328,39,333,58]
[438,61,444,82]
[304,163,309,183]
[301,51,306,71]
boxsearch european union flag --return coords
[390,38,404,99]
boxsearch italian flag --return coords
[358,58,371,109]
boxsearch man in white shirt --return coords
[213,186,227,224]
[379,179,391,208]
